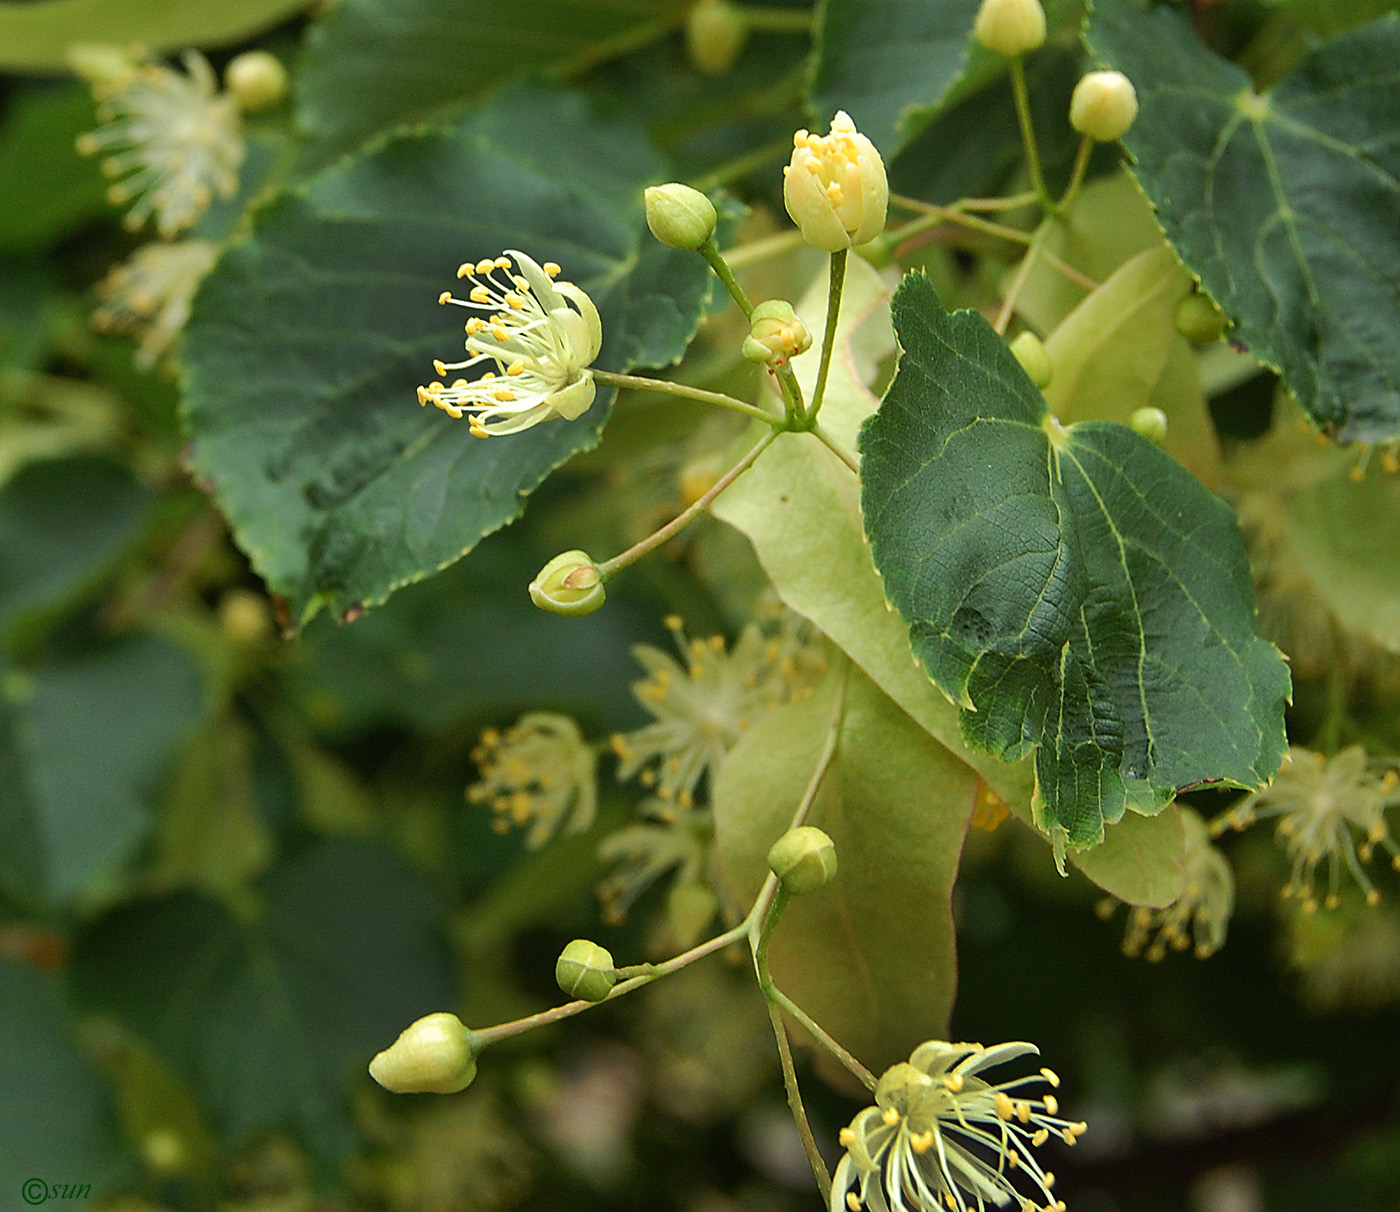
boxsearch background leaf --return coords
[1088,0,1400,443]
[69,839,454,1159]
[183,84,712,626]
[0,456,148,631]
[713,665,975,1072]
[860,272,1289,850]
[0,962,125,1195]
[1285,470,1400,655]
[0,0,309,72]
[0,635,204,905]
[294,0,688,168]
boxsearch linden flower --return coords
[467,713,597,848]
[833,1041,1086,1212]
[609,614,823,806]
[1115,808,1235,960]
[597,798,712,925]
[418,251,602,438]
[783,111,888,252]
[1213,747,1400,911]
[92,239,217,368]
[76,49,243,237]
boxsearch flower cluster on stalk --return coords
[832,1041,1085,1212]
[467,713,598,848]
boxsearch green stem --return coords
[596,428,778,580]
[738,5,814,32]
[700,237,755,319]
[591,368,781,426]
[691,137,793,192]
[722,229,807,271]
[769,984,877,1090]
[1057,133,1095,212]
[811,422,859,475]
[473,919,750,1047]
[994,226,1048,334]
[806,249,847,424]
[1010,56,1054,212]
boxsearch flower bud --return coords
[686,0,748,75]
[1009,331,1053,388]
[556,939,617,1002]
[767,826,837,895]
[225,51,288,113]
[219,588,273,644]
[529,551,605,616]
[784,112,888,252]
[645,183,718,251]
[1175,293,1228,344]
[972,0,1047,58]
[742,299,812,367]
[369,1012,479,1094]
[1069,71,1138,142]
[1130,406,1168,445]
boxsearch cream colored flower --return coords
[92,239,217,367]
[468,713,597,848]
[833,1041,1085,1212]
[418,251,602,437]
[1213,747,1400,910]
[76,49,243,237]
[783,112,888,252]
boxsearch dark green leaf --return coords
[0,457,149,631]
[1088,1,1400,442]
[70,839,455,1158]
[183,85,712,626]
[860,273,1289,851]
[0,962,125,1195]
[0,635,203,904]
[294,0,687,168]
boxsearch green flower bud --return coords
[1175,293,1228,344]
[219,588,273,644]
[225,51,288,113]
[1130,406,1169,445]
[1069,71,1138,142]
[742,299,812,367]
[369,1012,479,1094]
[686,0,748,75]
[1009,331,1053,388]
[645,183,719,251]
[529,551,605,616]
[767,825,837,895]
[556,938,617,1002]
[972,0,1046,58]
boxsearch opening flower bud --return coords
[1010,331,1053,388]
[225,51,288,113]
[645,183,719,251]
[784,112,888,252]
[1175,293,1228,344]
[556,938,617,1002]
[369,1012,479,1094]
[1070,70,1138,142]
[742,299,812,367]
[767,825,837,895]
[972,0,1047,58]
[1130,406,1169,445]
[529,551,605,616]
[686,0,748,75]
